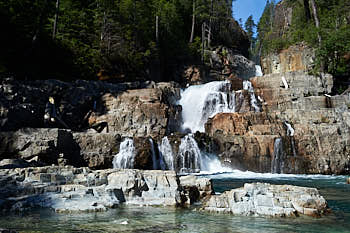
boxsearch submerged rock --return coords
[202,183,328,217]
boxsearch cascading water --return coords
[177,134,202,173]
[200,152,233,174]
[179,81,236,133]
[271,138,285,174]
[158,136,174,170]
[113,138,135,169]
[282,76,289,89]
[149,138,161,170]
[255,65,263,77]
[285,122,297,157]
[284,122,295,136]
[243,80,260,112]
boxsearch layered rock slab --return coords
[202,183,328,217]
[206,71,350,174]
[0,166,212,213]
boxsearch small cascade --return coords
[113,138,135,169]
[149,138,160,170]
[282,76,289,89]
[243,80,260,112]
[255,65,263,77]
[179,81,236,133]
[178,134,202,173]
[158,137,174,170]
[284,122,295,136]
[285,122,297,157]
[271,138,285,174]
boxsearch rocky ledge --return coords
[0,166,212,213]
[202,182,328,217]
[0,166,329,217]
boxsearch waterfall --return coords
[284,122,297,157]
[178,134,202,173]
[149,138,161,170]
[255,65,263,77]
[282,76,289,89]
[113,138,135,169]
[158,136,174,170]
[271,138,285,174]
[284,122,295,136]
[243,80,260,112]
[179,81,236,133]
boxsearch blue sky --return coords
[232,0,267,28]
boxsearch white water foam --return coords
[113,138,135,169]
[200,153,233,174]
[179,81,236,133]
[202,169,345,180]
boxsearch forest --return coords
[0,0,241,81]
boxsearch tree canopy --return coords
[0,0,241,81]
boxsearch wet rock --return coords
[202,183,328,217]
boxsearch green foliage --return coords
[257,0,350,78]
[0,0,238,81]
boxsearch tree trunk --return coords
[52,0,60,39]
[310,0,321,44]
[156,15,159,43]
[208,0,213,47]
[310,0,324,71]
[189,0,195,43]
[303,0,311,21]
[202,22,205,62]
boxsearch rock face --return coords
[202,183,328,217]
[0,78,181,138]
[261,44,315,75]
[0,166,212,213]
[94,85,179,138]
[206,71,350,174]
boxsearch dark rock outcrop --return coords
[0,78,181,138]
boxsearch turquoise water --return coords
[0,172,349,233]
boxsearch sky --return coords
[232,0,267,29]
